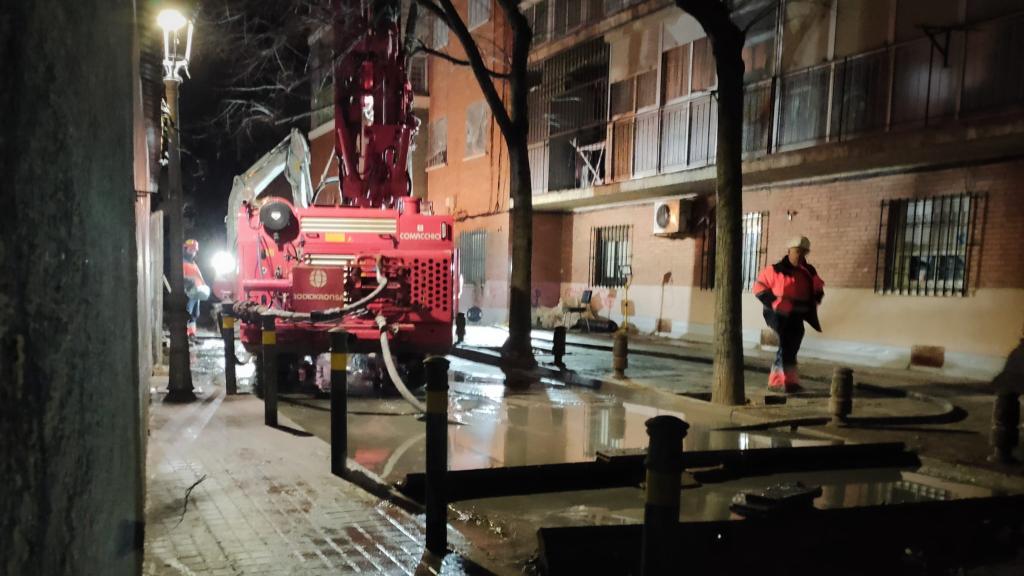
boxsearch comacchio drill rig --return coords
[220,0,453,394]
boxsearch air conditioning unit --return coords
[652,199,693,236]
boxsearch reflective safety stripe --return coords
[426,390,447,414]
[645,470,680,507]
[222,316,234,330]
[262,331,276,345]
[331,353,347,372]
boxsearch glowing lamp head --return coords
[211,251,236,277]
[157,9,187,32]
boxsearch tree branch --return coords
[420,0,516,140]
[414,41,510,78]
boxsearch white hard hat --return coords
[787,236,811,251]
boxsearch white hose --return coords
[377,319,426,413]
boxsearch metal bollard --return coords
[553,326,567,367]
[424,356,450,556]
[261,316,278,427]
[330,329,349,478]
[455,312,466,344]
[613,330,628,379]
[829,367,854,424]
[221,313,237,395]
[640,415,689,576]
[989,393,1020,464]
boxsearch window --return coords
[590,225,631,287]
[609,78,635,117]
[427,117,447,168]
[433,16,448,49]
[459,230,487,285]
[528,0,550,45]
[691,37,716,92]
[700,211,768,290]
[662,44,690,103]
[876,194,976,296]
[465,100,490,158]
[469,0,491,29]
[635,69,658,110]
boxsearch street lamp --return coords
[160,6,196,402]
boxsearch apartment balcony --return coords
[530,11,1024,210]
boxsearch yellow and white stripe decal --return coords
[302,217,397,234]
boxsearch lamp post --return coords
[159,7,196,403]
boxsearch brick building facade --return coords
[312,0,1024,375]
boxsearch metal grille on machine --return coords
[410,258,451,313]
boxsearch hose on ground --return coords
[377,316,426,413]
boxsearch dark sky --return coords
[170,0,316,274]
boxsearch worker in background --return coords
[183,239,210,340]
[752,236,825,393]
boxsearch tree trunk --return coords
[503,136,535,367]
[710,27,746,405]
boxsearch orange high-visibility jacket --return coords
[753,257,825,332]
[183,260,206,288]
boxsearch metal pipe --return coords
[330,329,349,477]
[424,356,450,556]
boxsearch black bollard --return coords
[261,316,278,427]
[424,356,450,556]
[989,393,1020,464]
[553,326,567,367]
[455,312,466,344]
[330,329,349,478]
[640,415,689,576]
[221,313,237,395]
[613,330,629,379]
[829,367,853,424]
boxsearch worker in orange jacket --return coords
[183,239,209,339]
[752,236,825,392]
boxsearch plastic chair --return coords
[563,290,593,332]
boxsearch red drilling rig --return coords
[219,0,454,393]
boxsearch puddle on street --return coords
[278,366,828,484]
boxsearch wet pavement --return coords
[169,331,1024,574]
[144,337,488,576]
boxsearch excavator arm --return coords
[225,128,314,251]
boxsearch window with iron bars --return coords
[700,211,769,290]
[875,193,977,297]
[458,230,487,285]
[590,225,632,288]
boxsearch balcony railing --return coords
[530,11,1024,195]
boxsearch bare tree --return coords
[415,0,536,371]
[677,0,801,405]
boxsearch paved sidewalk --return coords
[144,367,477,575]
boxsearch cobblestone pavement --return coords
[144,364,476,576]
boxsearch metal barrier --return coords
[330,329,349,477]
[640,415,688,576]
[424,356,450,555]
[261,316,278,427]
[220,312,237,395]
